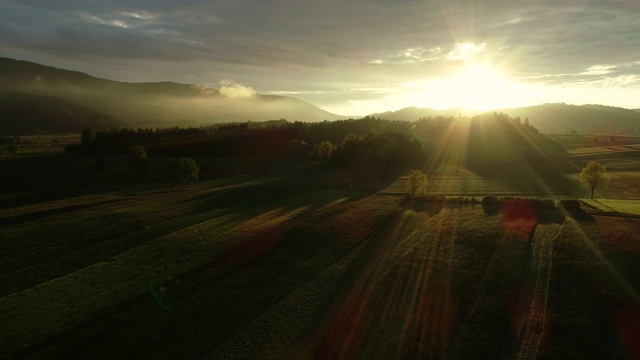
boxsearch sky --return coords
[1,0,639,116]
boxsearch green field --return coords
[582,199,640,216]
[2,128,640,359]
[1,159,639,359]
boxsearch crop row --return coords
[0,189,356,357]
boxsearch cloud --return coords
[2,0,640,112]
[446,42,486,60]
[581,65,615,76]
[218,79,256,98]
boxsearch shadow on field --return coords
[0,189,86,209]
[400,196,476,216]
[0,198,121,227]
[480,197,594,224]
[183,167,397,215]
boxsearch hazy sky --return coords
[1,0,639,115]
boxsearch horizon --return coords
[1,1,639,116]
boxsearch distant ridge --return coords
[370,104,640,135]
[0,58,219,98]
[2,57,638,135]
[370,107,469,121]
[499,103,640,135]
[0,57,345,131]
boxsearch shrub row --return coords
[407,194,479,205]
[481,196,582,215]
[405,194,582,215]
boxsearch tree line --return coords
[67,112,557,177]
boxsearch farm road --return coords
[514,223,563,360]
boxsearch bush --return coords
[542,198,557,209]
[482,195,499,206]
[528,198,544,210]
[430,194,447,203]
[448,196,464,204]
[482,195,500,215]
[558,199,582,212]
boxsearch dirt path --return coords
[514,223,563,360]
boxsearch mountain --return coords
[0,91,121,135]
[371,104,640,135]
[0,57,344,131]
[370,107,469,121]
[499,103,640,135]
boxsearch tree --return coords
[95,155,104,170]
[318,140,334,159]
[580,161,608,199]
[406,170,427,198]
[162,157,181,189]
[6,144,17,157]
[81,129,94,147]
[310,140,335,159]
[127,145,148,172]
[179,157,199,187]
[162,157,199,189]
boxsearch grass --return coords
[291,206,640,360]
[2,142,640,358]
[0,165,383,358]
[6,194,400,359]
[566,144,640,156]
[375,175,578,197]
[563,143,640,172]
[566,171,640,200]
[0,134,79,158]
[582,199,640,215]
[549,135,640,151]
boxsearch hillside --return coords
[0,91,121,135]
[3,57,638,135]
[0,57,344,129]
[370,107,468,121]
[370,104,640,135]
[500,103,640,135]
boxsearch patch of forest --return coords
[66,112,568,178]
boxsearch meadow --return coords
[1,132,640,359]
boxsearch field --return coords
[2,134,640,359]
[582,199,640,216]
[550,135,640,199]
[0,134,80,157]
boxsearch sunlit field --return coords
[3,0,640,357]
[582,199,640,216]
[3,171,640,358]
[1,122,640,359]
[369,174,576,198]
[551,135,640,172]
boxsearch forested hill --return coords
[370,107,466,121]
[499,103,640,135]
[69,113,569,180]
[0,91,121,135]
[370,104,640,136]
[0,57,344,129]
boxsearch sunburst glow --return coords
[417,64,539,111]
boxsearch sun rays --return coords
[405,62,539,111]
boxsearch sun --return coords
[414,64,537,111]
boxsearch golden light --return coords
[413,63,538,111]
